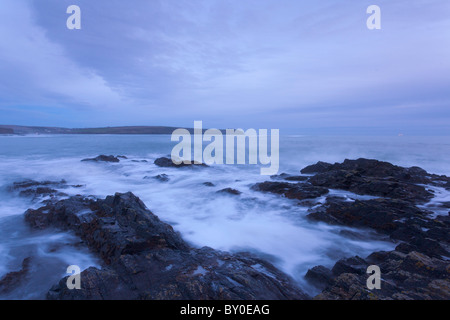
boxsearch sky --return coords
[0,0,449,135]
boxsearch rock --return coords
[309,170,433,203]
[270,173,309,182]
[217,188,242,196]
[0,258,32,294]
[313,249,450,300]
[154,174,169,182]
[300,161,333,174]
[331,256,368,276]
[202,182,215,187]
[25,192,308,300]
[285,176,309,182]
[81,155,120,163]
[10,180,69,200]
[299,158,449,204]
[117,155,128,159]
[154,157,208,168]
[307,198,431,238]
[251,182,328,200]
[305,266,334,288]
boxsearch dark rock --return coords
[300,161,333,174]
[285,176,309,182]
[117,155,128,159]
[25,192,308,300]
[81,155,120,163]
[154,157,208,168]
[331,256,368,276]
[251,182,328,200]
[309,170,433,203]
[300,158,446,204]
[217,188,242,196]
[132,160,148,163]
[0,258,32,294]
[11,180,69,200]
[314,250,450,300]
[305,266,334,288]
[202,182,215,187]
[270,173,291,180]
[307,198,430,238]
[154,174,169,182]
[270,173,309,182]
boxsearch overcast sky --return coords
[0,0,449,134]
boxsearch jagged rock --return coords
[251,182,328,200]
[24,192,308,300]
[81,155,120,163]
[305,266,334,288]
[313,250,450,300]
[300,161,333,174]
[302,158,450,204]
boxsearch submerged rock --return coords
[217,188,242,196]
[0,258,32,295]
[24,192,308,300]
[251,181,328,200]
[154,157,208,168]
[10,180,69,200]
[81,155,121,163]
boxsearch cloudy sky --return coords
[0,0,449,134]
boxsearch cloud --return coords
[0,0,449,132]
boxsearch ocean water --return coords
[0,134,449,299]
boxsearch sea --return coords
[0,134,449,299]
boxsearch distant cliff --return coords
[0,127,14,134]
[0,125,199,135]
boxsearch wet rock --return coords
[307,198,431,239]
[25,192,308,300]
[81,155,120,163]
[154,157,208,168]
[217,188,242,196]
[301,158,450,204]
[0,258,32,294]
[309,170,433,203]
[251,182,328,200]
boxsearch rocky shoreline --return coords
[1,157,449,299]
